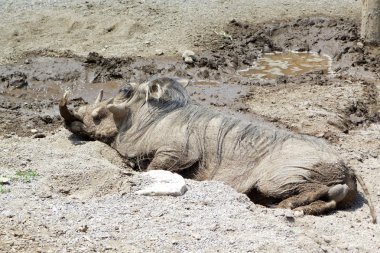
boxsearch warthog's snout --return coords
[59,91,82,124]
[59,90,118,144]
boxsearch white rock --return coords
[182,50,195,58]
[136,170,187,196]
[294,210,305,217]
[284,209,295,221]
[0,177,10,184]
[155,49,164,56]
[357,42,364,48]
[184,56,194,64]
[182,50,196,63]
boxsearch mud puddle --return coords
[238,51,332,79]
[4,80,120,101]
[189,80,253,119]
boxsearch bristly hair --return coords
[126,78,328,174]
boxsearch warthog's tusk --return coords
[95,89,104,104]
[63,91,69,100]
[59,92,79,123]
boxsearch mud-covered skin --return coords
[60,77,376,223]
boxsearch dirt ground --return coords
[0,1,379,252]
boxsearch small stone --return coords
[209,224,219,231]
[59,188,71,195]
[357,42,364,48]
[37,185,52,198]
[78,225,88,233]
[6,71,28,89]
[192,233,201,240]
[2,210,15,218]
[38,192,52,199]
[294,210,304,217]
[349,114,365,124]
[184,56,194,64]
[182,50,195,58]
[33,133,46,139]
[369,151,378,158]
[246,203,256,212]
[316,132,325,138]
[13,231,23,237]
[284,210,295,222]
[40,115,53,124]
[0,177,10,184]
[321,245,329,252]
[263,44,271,53]
[155,49,164,56]
[322,235,331,244]
[182,50,196,64]
[30,129,38,134]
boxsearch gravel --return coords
[0,129,379,252]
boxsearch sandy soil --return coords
[0,0,361,64]
[0,1,379,252]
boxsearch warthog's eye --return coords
[119,87,133,99]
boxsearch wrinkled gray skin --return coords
[59,77,376,223]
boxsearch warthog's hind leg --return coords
[293,200,337,215]
[277,184,330,209]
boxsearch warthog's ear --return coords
[146,82,163,101]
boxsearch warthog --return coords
[59,77,376,223]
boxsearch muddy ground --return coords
[0,2,380,253]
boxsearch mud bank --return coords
[0,0,361,64]
[1,17,379,138]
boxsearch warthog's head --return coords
[59,77,190,143]
[59,89,118,144]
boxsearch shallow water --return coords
[238,51,331,79]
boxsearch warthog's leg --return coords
[147,149,198,173]
[293,200,337,215]
[277,184,330,209]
